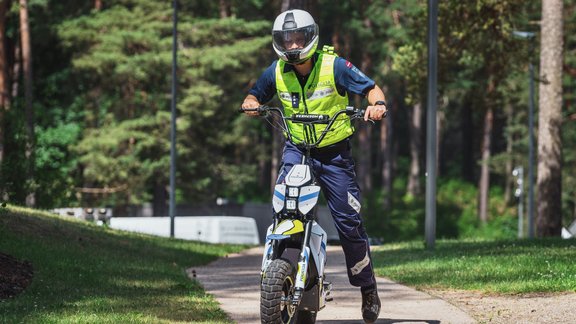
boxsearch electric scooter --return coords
[240,105,367,324]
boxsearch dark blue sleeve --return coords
[248,61,277,104]
[334,57,375,97]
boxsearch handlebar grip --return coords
[238,107,259,113]
[239,106,270,116]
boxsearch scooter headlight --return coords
[288,187,299,197]
[286,199,297,210]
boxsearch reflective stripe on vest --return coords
[275,52,353,148]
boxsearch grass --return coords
[0,204,247,323]
[371,239,576,294]
[3,204,574,322]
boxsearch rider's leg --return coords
[314,145,381,323]
[275,141,303,184]
[314,146,376,288]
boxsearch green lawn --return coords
[371,239,576,294]
[0,205,246,323]
[3,204,575,322]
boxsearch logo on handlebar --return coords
[292,114,329,122]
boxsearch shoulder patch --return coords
[322,45,336,55]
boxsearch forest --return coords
[0,0,574,242]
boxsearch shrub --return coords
[363,178,517,242]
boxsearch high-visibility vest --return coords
[275,51,353,148]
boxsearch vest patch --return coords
[279,92,291,101]
[291,92,300,108]
[309,80,332,88]
[307,88,335,101]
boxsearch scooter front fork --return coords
[292,221,312,305]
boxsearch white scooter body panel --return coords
[272,184,286,213]
[260,224,274,273]
[309,221,327,277]
[285,164,311,186]
[298,185,321,215]
[260,220,327,279]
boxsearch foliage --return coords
[34,122,81,207]
[0,204,244,323]
[0,0,575,238]
[364,178,516,242]
[53,2,271,207]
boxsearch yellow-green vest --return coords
[275,52,353,148]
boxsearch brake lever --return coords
[351,113,375,124]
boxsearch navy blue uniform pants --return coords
[277,139,376,287]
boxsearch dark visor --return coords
[273,25,317,52]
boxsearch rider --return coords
[241,9,387,323]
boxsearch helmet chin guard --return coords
[272,10,319,65]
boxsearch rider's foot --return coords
[361,285,381,323]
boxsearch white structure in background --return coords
[562,219,576,239]
[52,207,112,225]
[109,216,260,245]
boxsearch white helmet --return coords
[272,9,319,65]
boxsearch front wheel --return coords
[261,259,296,324]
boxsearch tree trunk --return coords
[407,102,422,196]
[357,32,372,193]
[152,180,168,216]
[504,104,514,205]
[461,96,475,182]
[219,0,231,18]
[281,0,315,12]
[381,99,394,210]
[11,38,19,98]
[94,0,102,10]
[478,80,495,223]
[357,124,371,192]
[436,96,447,176]
[536,0,563,237]
[19,0,35,207]
[0,0,10,174]
[331,23,340,52]
[355,94,372,192]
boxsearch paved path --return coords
[188,246,476,324]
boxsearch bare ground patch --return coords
[0,252,34,300]
[427,289,576,323]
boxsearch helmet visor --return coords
[272,25,318,52]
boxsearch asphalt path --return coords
[188,246,476,324]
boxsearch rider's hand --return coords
[242,97,261,117]
[364,103,387,121]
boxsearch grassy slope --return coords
[0,205,246,323]
[371,239,576,294]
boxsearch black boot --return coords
[361,286,381,323]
